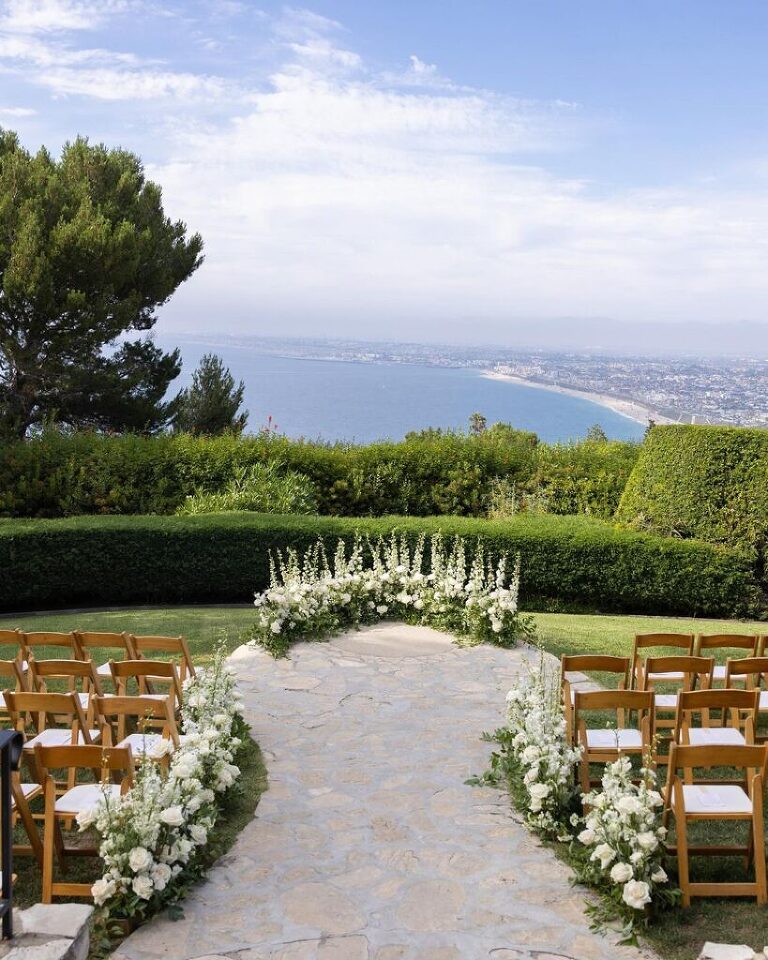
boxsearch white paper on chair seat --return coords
[654,694,678,709]
[77,693,90,708]
[646,671,685,681]
[118,733,170,759]
[11,783,41,809]
[23,728,102,749]
[681,784,752,815]
[759,692,768,711]
[55,783,120,815]
[586,729,642,750]
[96,663,111,676]
[687,727,746,746]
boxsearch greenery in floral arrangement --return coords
[249,533,534,657]
[570,756,681,945]
[77,645,245,944]
[468,653,581,838]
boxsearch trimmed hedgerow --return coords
[0,429,637,520]
[0,513,761,618]
[616,425,768,554]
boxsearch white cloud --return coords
[0,0,132,34]
[0,104,35,115]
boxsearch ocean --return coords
[169,342,646,445]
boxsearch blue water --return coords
[169,344,645,444]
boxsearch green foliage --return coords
[174,354,248,436]
[0,428,639,519]
[616,425,768,557]
[0,129,202,438]
[177,463,318,515]
[0,512,760,617]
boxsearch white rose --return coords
[128,847,153,873]
[132,874,154,900]
[617,796,642,816]
[151,862,172,891]
[522,745,540,763]
[590,843,615,869]
[609,862,633,884]
[91,876,117,906]
[190,823,208,845]
[376,605,388,615]
[622,879,651,910]
[636,831,658,851]
[160,806,185,827]
[651,867,668,884]
[528,782,551,801]
[173,754,199,780]
[577,828,595,846]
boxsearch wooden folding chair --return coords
[74,631,137,691]
[560,654,630,745]
[4,690,102,791]
[631,633,695,689]
[663,742,768,906]
[28,656,106,727]
[95,694,179,765]
[696,634,762,687]
[10,772,44,865]
[0,629,29,690]
[35,743,134,902]
[19,633,82,683]
[574,689,655,794]
[109,660,183,715]
[675,688,760,750]
[130,634,196,683]
[725,657,768,740]
[638,655,714,756]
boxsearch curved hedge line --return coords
[616,425,768,553]
[0,512,762,618]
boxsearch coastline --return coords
[480,371,677,427]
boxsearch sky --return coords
[1,0,768,349]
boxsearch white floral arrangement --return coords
[572,756,679,941]
[503,656,582,838]
[251,533,530,655]
[78,648,244,921]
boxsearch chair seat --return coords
[654,694,678,709]
[679,784,752,815]
[96,663,112,676]
[687,727,747,746]
[23,728,101,750]
[759,692,768,712]
[12,783,42,809]
[55,783,120,815]
[117,733,172,759]
[646,671,685,682]
[585,729,643,750]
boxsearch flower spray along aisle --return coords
[78,644,246,938]
[571,754,679,944]
[469,648,582,840]
[250,532,533,656]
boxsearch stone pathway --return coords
[115,624,654,960]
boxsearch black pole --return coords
[0,730,23,941]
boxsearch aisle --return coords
[114,624,653,960]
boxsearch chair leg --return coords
[42,780,56,903]
[674,781,691,908]
[753,796,767,905]
[12,789,44,867]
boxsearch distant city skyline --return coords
[2,1,768,347]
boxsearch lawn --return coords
[5,603,768,958]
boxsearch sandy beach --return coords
[481,370,678,427]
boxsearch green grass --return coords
[6,603,768,958]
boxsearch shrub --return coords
[176,463,318,515]
[0,428,638,520]
[0,512,761,617]
[616,425,768,556]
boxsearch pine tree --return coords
[174,354,248,435]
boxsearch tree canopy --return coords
[174,353,248,435]
[0,129,203,439]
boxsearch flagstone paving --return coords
[114,623,653,960]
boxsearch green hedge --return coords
[616,425,768,554]
[0,512,761,618]
[0,429,638,519]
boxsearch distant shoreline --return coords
[480,371,677,427]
